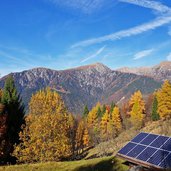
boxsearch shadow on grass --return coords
[75,158,124,171]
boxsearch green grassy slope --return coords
[0,157,128,171]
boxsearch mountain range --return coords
[0,61,170,114]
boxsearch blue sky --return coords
[0,0,171,76]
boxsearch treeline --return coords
[0,76,171,164]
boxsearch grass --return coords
[0,157,128,171]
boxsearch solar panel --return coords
[117,132,171,169]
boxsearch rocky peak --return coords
[65,63,111,74]
[117,61,171,81]
[154,61,171,70]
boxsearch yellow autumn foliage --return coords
[157,80,171,119]
[100,110,112,140]
[87,103,100,130]
[129,91,145,128]
[83,128,90,147]
[111,106,122,134]
[13,88,72,163]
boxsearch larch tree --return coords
[87,103,101,144]
[83,127,90,147]
[100,110,112,140]
[75,121,84,154]
[156,80,171,119]
[1,76,25,163]
[13,88,72,163]
[129,91,145,128]
[130,101,144,129]
[87,103,100,129]
[111,106,122,135]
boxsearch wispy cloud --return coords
[72,16,171,48]
[46,0,105,14]
[72,0,171,48]
[133,49,154,60]
[167,52,171,61]
[81,46,105,63]
[119,0,171,13]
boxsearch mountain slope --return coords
[0,63,164,114]
[118,61,171,81]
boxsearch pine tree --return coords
[111,106,122,134]
[1,76,25,162]
[151,95,160,121]
[156,80,171,119]
[129,91,145,128]
[97,106,102,117]
[101,104,106,116]
[110,101,115,114]
[13,88,72,163]
[82,105,89,118]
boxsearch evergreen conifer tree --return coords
[1,76,25,162]
[110,101,115,114]
[82,105,89,118]
[151,96,160,121]
[101,104,106,116]
[97,106,102,117]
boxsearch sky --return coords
[0,0,171,76]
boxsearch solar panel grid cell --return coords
[162,138,171,151]
[159,153,171,168]
[147,150,169,166]
[136,147,156,161]
[140,134,158,145]
[131,132,149,143]
[118,142,136,155]
[150,136,169,148]
[127,145,146,158]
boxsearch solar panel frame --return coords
[117,132,171,169]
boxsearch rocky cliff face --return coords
[0,62,166,114]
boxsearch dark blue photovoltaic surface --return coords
[159,153,171,168]
[147,150,169,165]
[131,133,148,143]
[140,134,158,145]
[118,142,136,155]
[117,132,171,169]
[161,138,171,151]
[136,147,156,161]
[127,145,146,158]
[150,136,169,148]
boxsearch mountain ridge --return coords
[117,61,171,81]
[0,61,169,114]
